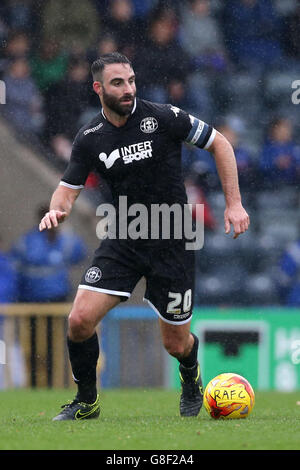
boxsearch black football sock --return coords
[67,332,99,403]
[178,333,199,369]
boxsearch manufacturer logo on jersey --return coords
[85,266,102,283]
[140,117,158,133]
[170,106,180,117]
[83,122,103,135]
[99,141,153,168]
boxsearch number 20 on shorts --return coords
[167,289,192,314]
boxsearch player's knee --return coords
[163,339,186,359]
[68,306,93,341]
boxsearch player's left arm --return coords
[207,130,250,239]
[162,105,249,238]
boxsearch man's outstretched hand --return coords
[39,210,67,231]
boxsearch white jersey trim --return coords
[203,127,216,150]
[143,297,193,326]
[78,284,131,298]
[59,181,85,190]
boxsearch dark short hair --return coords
[91,52,132,82]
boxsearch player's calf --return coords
[179,361,203,417]
[177,333,203,417]
[53,290,121,422]
[160,321,203,417]
[52,332,100,421]
[160,319,194,359]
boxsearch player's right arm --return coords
[39,130,94,231]
[39,185,81,231]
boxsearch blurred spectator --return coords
[0,30,31,74]
[131,0,158,17]
[165,78,198,114]
[259,118,300,186]
[87,34,118,65]
[11,205,87,303]
[134,6,189,103]
[3,30,30,59]
[49,135,73,164]
[30,38,69,93]
[86,35,119,111]
[181,142,219,193]
[3,57,44,135]
[184,176,216,231]
[2,0,34,32]
[277,239,300,306]
[217,119,256,189]
[179,0,227,74]
[41,0,100,52]
[0,17,8,49]
[182,116,257,191]
[283,3,300,61]
[0,237,18,303]
[114,0,181,18]
[222,0,283,70]
[102,0,141,60]
[45,58,92,146]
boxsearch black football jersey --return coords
[60,98,216,211]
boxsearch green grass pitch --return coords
[0,388,300,450]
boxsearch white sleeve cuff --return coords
[59,181,85,190]
[203,128,217,150]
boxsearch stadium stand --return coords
[0,0,300,308]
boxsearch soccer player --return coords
[39,53,249,421]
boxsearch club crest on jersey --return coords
[140,117,158,133]
[85,266,102,283]
[99,141,153,168]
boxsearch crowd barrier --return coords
[0,303,76,388]
[0,303,161,389]
[1,304,300,390]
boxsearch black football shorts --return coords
[79,238,195,325]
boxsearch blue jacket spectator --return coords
[259,118,300,185]
[222,0,283,70]
[179,0,227,74]
[11,207,87,302]
[217,120,256,188]
[182,117,256,190]
[0,250,18,303]
[277,240,300,306]
[3,57,44,135]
